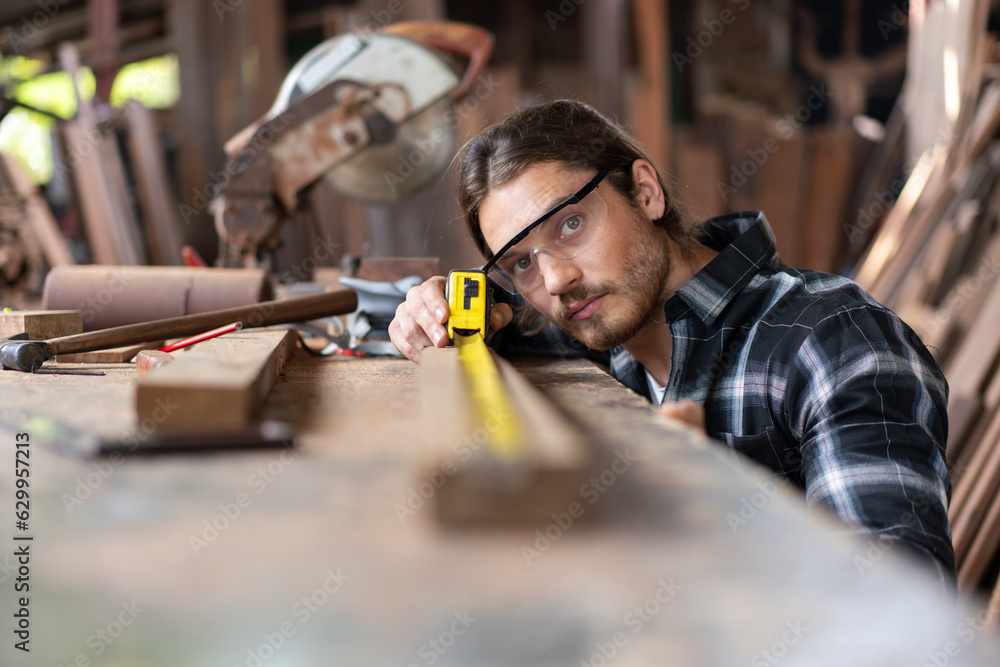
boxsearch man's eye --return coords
[513,257,533,273]
[562,215,583,234]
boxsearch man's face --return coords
[479,161,672,350]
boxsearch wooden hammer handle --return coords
[46,289,358,356]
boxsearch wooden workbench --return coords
[1,336,998,666]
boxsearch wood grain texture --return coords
[420,346,596,524]
[0,310,81,340]
[135,329,294,430]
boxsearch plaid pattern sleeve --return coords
[610,212,955,584]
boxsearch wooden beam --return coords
[420,346,595,524]
[124,100,184,265]
[0,310,81,340]
[135,329,295,431]
[0,152,75,268]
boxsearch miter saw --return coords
[213,21,493,267]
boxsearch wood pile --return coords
[851,0,1000,621]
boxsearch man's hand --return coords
[659,399,706,435]
[388,276,513,363]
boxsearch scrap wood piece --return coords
[0,310,81,340]
[958,480,1000,590]
[0,152,75,268]
[944,262,1000,455]
[135,329,295,431]
[56,341,164,364]
[420,346,595,524]
[124,100,185,266]
[853,146,942,295]
[950,406,1000,565]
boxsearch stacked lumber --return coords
[851,1,1000,620]
[53,43,184,267]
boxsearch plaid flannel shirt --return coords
[494,211,955,584]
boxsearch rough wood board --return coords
[57,340,165,364]
[800,127,856,273]
[0,310,81,339]
[0,153,74,267]
[3,354,1000,664]
[125,100,184,266]
[135,329,294,430]
[420,346,595,524]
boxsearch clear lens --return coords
[487,190,608,294]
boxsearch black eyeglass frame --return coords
[481,167,615,275]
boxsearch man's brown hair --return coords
[456,99,698,260]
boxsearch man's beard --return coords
[554,218,672,351]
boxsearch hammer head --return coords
[0,337,50,372]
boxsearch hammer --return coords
[0,289,358,373]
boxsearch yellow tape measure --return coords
[446,271,523,459]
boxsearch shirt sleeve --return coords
[786,304,955,587]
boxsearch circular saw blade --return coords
[323,96,457,203]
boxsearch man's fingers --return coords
[388,277,450,363]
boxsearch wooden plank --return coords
[59,120,121,265]
[0,310,82,340]
[0,153,75,267]
[800,127,856,273]
[951,406,1000,565]
[56,341,164,364]
[420,346,595,524]
[124,101,185,265]
[630,0,670,170]
[674,135,725,220]
[135,329,295,430]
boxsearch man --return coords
[388,99,954,586]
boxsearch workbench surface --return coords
[1,343,998,666]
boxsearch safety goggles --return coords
[482,168,612,295]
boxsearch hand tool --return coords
[0,289,357,373]
[444,270,522,459]
[158,322,242,353]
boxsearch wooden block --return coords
[57,341,165,364]
[800,127,857,273]
[0,310,82,340]
[135,329,294,430]
[420,347,595,524]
